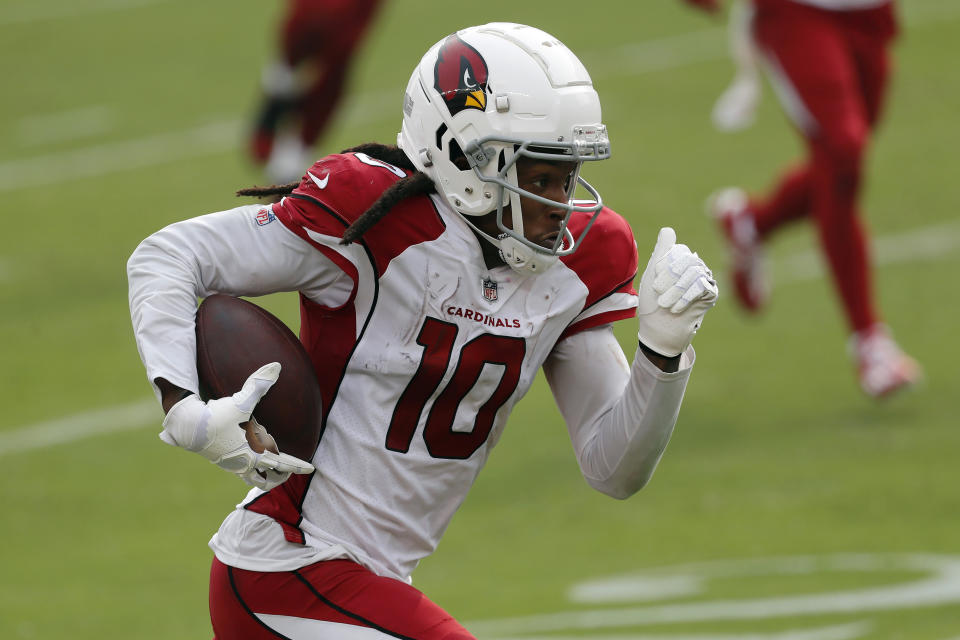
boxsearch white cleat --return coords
[850,324,922,399]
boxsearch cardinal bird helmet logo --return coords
[433,34,489,117]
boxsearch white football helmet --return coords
[398,23,611,274]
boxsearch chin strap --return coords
[497,234,558,275]
[458,210,571,275]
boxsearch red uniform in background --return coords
[251,0,383,182]
[688,0,920,398]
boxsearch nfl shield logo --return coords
[481,277,498,302]
[255,208,276,226]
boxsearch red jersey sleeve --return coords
[558,206,639,340]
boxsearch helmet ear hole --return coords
[449,139,470,170]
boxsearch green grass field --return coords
[2,0,959,638]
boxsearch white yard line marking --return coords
[585,28,725,76]
[0,398,158,456]
[1,0,956,193]
[471,554,960,638]
[772,218,960,284]
[0,0,166,26]
[16,105,115,147]
[0,119,239,192]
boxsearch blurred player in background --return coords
[685,0,921,398]
[250,0,384,183]
[128,23,718,639]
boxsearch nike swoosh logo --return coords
[308,171,330,189]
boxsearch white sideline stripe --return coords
[0,0,166,26]
[0,219,958,455]
[2,0,957,193]
[0,398,158,456]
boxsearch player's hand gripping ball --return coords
[161,362,313,489]
[160,295,324,489]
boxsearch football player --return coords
[249,0,384,182]
[684,0,921,398]
[128,23,718,639]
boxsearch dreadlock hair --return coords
[234,143,437,245]
[235,182,300,199]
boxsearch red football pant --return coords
[750,0,897,332]
[209,557,475,639]
[278,0,382,145]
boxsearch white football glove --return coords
[160,362,315,490]
[637,227,719,357]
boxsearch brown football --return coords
[195,294,322,461]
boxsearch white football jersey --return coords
[128,151,694,582]
[234,152,640,580]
